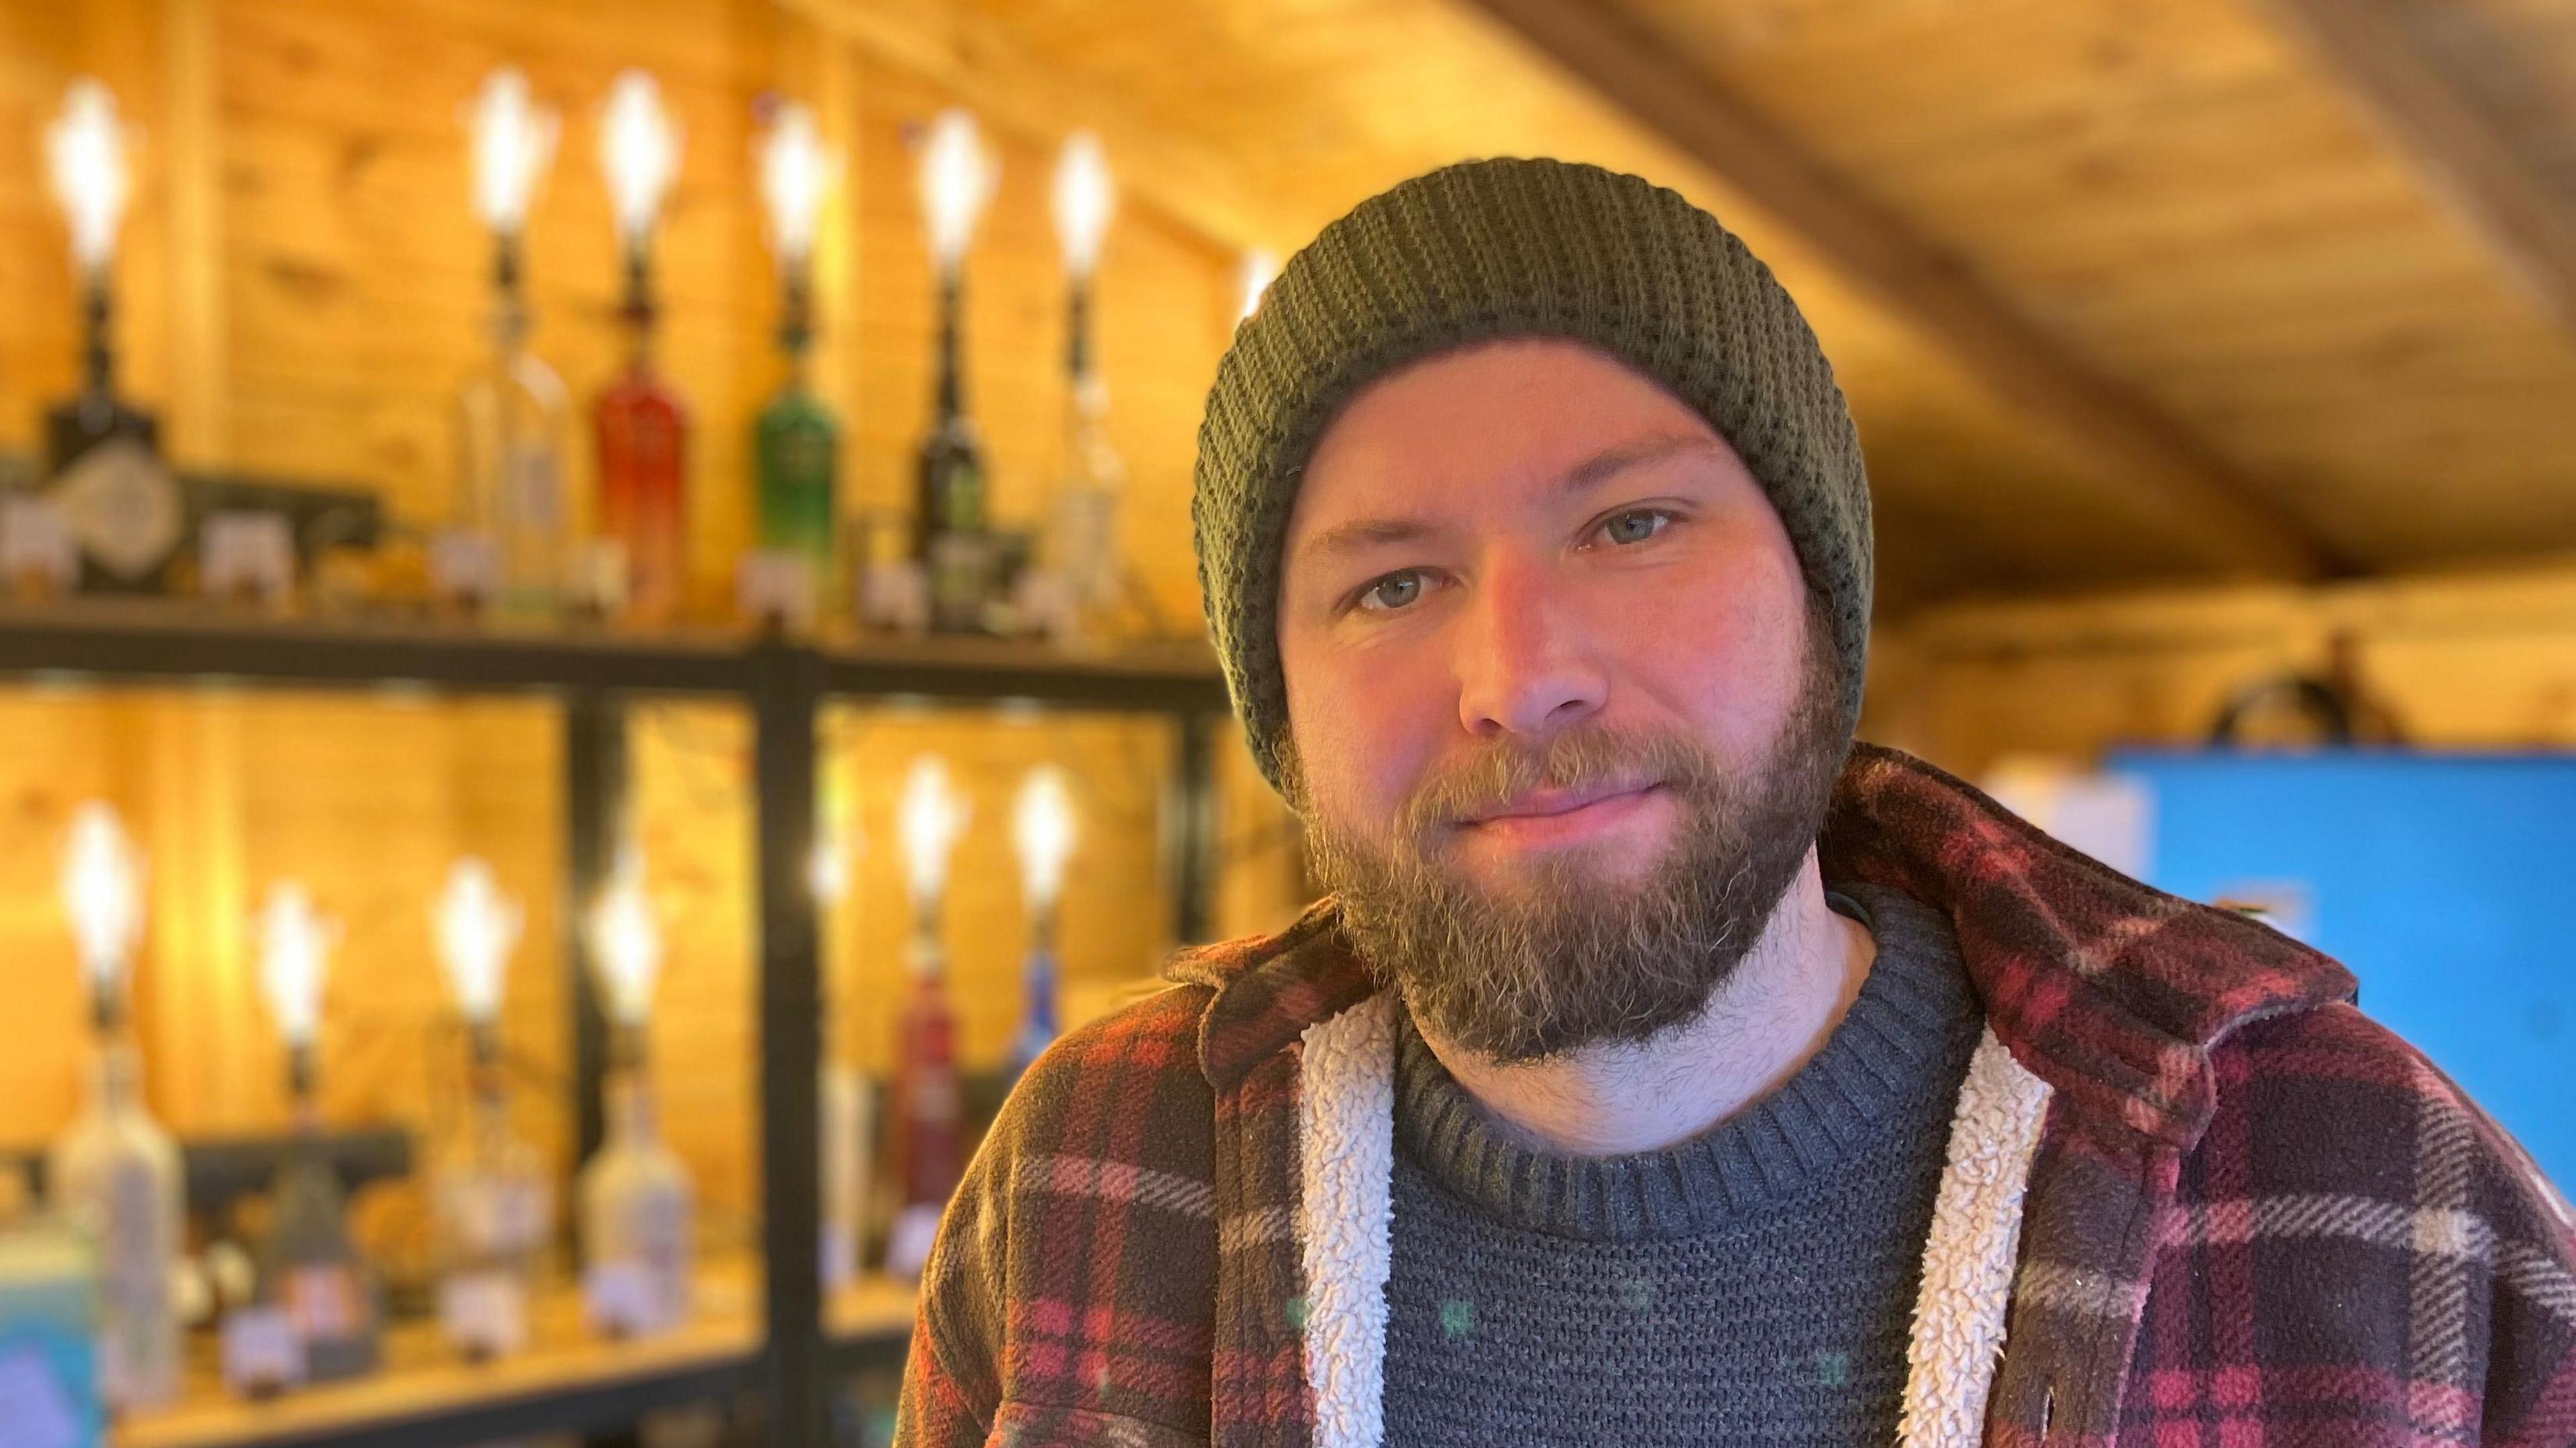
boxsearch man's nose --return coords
[1454,555,1607,740]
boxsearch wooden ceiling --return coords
[841,0,2576,614]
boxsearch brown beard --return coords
[1285,595,1850,1065]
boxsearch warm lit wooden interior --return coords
[1,0,2572,1433]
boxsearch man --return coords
[897,158,2576,1447]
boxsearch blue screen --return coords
[2106,748,2573,1197]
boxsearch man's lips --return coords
[1457,779,1662,828]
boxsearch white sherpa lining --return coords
[1292,1005,2053,1448]
[1898,1026,2055,1448]
[1295,992,1397,1448]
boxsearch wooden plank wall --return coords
[1865,554,2576,779]
[0,0,1305,1258]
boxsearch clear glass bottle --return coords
[915,271,990,634]
[45,1036,182,1412]
[454,241,570,620]
[819,1064,867,1292]
[578,1066,692,1337]
[432,1032,551,1361]
[1044,280,1126,641]
[594,256,689,629]
[884,914,962,1280]
[260,1080,380,1384]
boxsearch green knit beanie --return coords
[1192,156,1872,795]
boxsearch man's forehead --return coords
[1289,431,1739,565]
[1285,338,1740,531]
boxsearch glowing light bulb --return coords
[46,78,132,276]
[898,756,968,906]
[758,100,837,272]
[468,68,559,236]
[434,858,523,1025]
[1051,131,1114,280]
[589,850,662,1028]
[1012,766,1076,912]
[917,107,996,272]
[60,802,144,993]
[257,883,338,1049]
[1238,248,1279,323]
[599,70,681,247]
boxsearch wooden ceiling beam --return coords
[773,0,1305,260]
[1455,0,2339,583]
[2250,0,2576,345]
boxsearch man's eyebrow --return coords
[1292,432,1727,565]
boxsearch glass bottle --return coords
[884,911,962,1280]
[44,280,181,592]
[432,1026,550,1361]
[914,270,989,634]
[594,252,688,628]
[260,1060,380,1383]
[819,1064,867,1292]
[753,280,837,608]
[454,240,570,620]
[1006,905,1060,1085]
[45,1034,182,1412]
[578,1064,692,1337]
[1044,278,1126,641]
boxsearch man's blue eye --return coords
[1603,510,1668,545]
[1363,573,1423,611]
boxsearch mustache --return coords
[1399,722,1726,836]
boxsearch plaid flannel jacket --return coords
[896,741,2576,1447]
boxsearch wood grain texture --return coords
[2252,0,2576,341]
[1459,0,2336,583]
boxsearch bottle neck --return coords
[80,272,115,398]
[778,268,814,384]
[608,1067,658,1146]
[489,233,533,357]
[619,241,659,372]
[1064,276,1092,386]
[908,895,945,981]
[934,268,967,423]
[87,1036,145,1115]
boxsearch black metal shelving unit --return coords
[0,599,1234,1448]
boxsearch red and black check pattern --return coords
[898,742,2576,1447]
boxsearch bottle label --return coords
[508,447,561,531]
[583,1261,663,1337]
[50,438,180,582]
[439,1272,529,1358]
[219,1306,305,1396]
[284,1265,360,1339]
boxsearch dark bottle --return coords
[914,270,990,634]
[44,281,180,591]
[261,1051,382,1383]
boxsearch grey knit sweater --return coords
[1380,880,1982,1445]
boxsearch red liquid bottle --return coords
[594,249,688,628]
[884,911,962,1280]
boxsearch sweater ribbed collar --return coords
[1388,880,1981,1240]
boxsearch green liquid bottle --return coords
[753,280,837,607]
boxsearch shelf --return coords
[0,598,1230,711]
[111,1268,920,1448]
[0,598,747,695]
